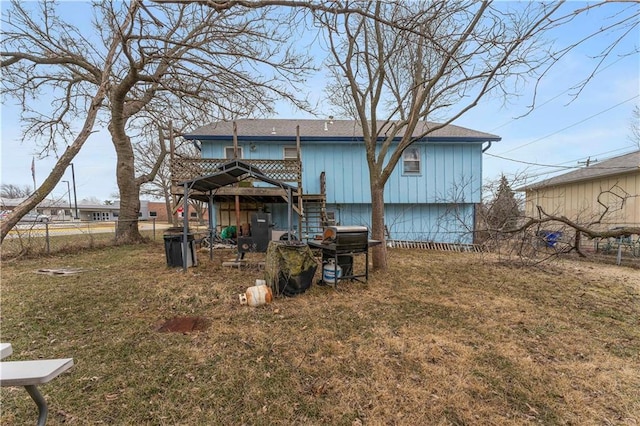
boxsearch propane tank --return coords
[322,259,342,284]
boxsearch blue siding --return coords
[302,142,370,202]
[383,143,482,204]
[201,140,296,160]
[201,139,483,204]
[225,202,475,244]
[200,138,483,243]
[269,203,295,231]
[323,203,475,244]
[302,141,482,204]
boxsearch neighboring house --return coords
[518,150,640,231]
[174,119,500,243]
[0,198,152,222]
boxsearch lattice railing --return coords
[171,158,301,184]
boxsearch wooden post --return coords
[296,125,303,239]
[169,121,179,226]
[233,121,241,237]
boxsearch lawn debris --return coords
[35,268,85,276]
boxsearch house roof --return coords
[185,119,501,143]
[518,150,640,191]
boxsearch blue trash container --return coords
[538,230,562,248]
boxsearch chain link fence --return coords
[1,219,166,259]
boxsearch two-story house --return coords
[171,119,500,244]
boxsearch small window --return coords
[283,146,297,160]
[149,211,157,217]
[402,147,421,175]
[190,212,198,218]
[225,146,243,159]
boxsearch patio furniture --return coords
[0,344,74,426]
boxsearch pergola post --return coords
[182,182,189,272]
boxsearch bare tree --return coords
[1,0,313,243]
[315,1,566,269]
[134,123,203,224]
[315,1,638,270]
[134,124,172,222]
[0,0,126,241]
[474,172,640,265]
[0,184,33,199]
[630,105,640,149]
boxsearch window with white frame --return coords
[224,146,243,159]
[402,147,421,175]
[283,146,297,160]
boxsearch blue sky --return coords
[1,1,638,202]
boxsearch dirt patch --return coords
[156,316,209,333]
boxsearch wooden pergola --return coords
[177,160,297,271]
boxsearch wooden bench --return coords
[0,343,74,426]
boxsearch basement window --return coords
[402,147,421,175]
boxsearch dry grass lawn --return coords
[1,243,638,425]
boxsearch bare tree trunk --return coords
[110,116,145,242]
[0,90,105,242]
[164,189,173,225]
[370,182,388,270]
[115,141,144,243]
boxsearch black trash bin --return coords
[265,241,317,297]
[163,230,197,267]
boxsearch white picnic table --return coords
[0,343,74,426]
[1,342,12,359]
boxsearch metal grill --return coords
[321,226,369,252]
[309,225,374,286]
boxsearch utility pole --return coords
[578,157,597,167]
[62,180,72,221]
[70,163,79,219]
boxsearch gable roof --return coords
[518,150,640,191]
[185,119,500,143]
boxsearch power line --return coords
[489,55,632,133]
[498,94,639,154]
[485,148,638,171]
[510,146,636,177]
[484,153,576,169]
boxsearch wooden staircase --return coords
[299,172,329,240]
[301,194,327,239]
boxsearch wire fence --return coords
[0,219,167,259]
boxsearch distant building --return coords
[0,198,152,222]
